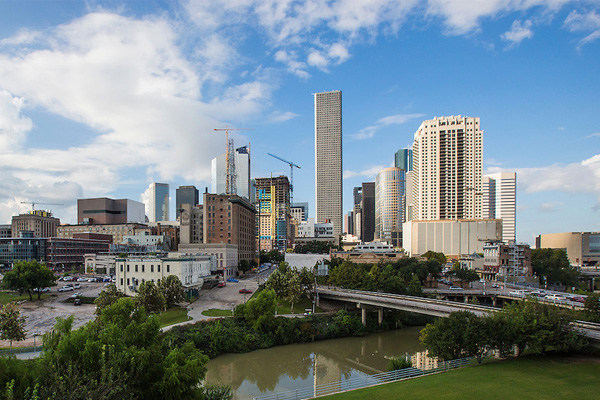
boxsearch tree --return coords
[236,289,277,332]
[39,298,209,399]
[94,283,125,315]
[422,251,447,265]
[265,269,288,298]
[407,274,423,296]
[2,260,57,300]
[159,275,185,308]
[420,311,490,362]
[451,265,480,285]
[238,259,250,273]
[0,303,27,351]
[136,281,166,313]
[532,248,580,288]
[584,293,600,322]
[286,272,303,313]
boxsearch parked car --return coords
[545,294,565,301]
[62,276,73,281]
[58,286,74,292]
[34,287,51,293]
[103,276,111,282]
[73,298,82,306]
[69,292,81,299]
[77,277,88,282]
[217,281,226,288]
[491,283,499,288]
[227,278,239,283]
[73,283,81,289]
[239,288,252,294]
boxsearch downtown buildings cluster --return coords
[1,91,599,291]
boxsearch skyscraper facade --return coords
[375,167,406,247]
[211,146,251,199]
[255,176,291,251]
[148,183,169,222]
[360,182,375,242]
[314,90,342,237]
[175,185,199,219]
[483,172,516,243]
[394,148,413,171]
[411,116,483,221]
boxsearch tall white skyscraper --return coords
[147,182,169,222]
[314,90,342,237]
[483,172,517,243]
[411,115,483,221]
[211,145,251,199]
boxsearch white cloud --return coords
[0,90,32,152]
[502,19,534,45]
[586,132,600,138]
[351,113,425,140]
[344,164,387,179]
[268,111,300,123]
[564,9,600,48]
[0,12,273,223]
[538,202,564,212]
[427,0,569,35]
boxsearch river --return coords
[204,326,426,400]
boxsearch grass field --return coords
[321,355,600,400]
[276,297,323,315]
[0,292,49,305]
[158,307,191,327]
[201,309,233,317]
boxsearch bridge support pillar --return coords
[464,296,469,304]
[361,308,367,326]
[492,297,497,307]
[378,308,383,326]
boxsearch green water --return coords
[204,326,426,399]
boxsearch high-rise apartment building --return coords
[175,185,199,219]
[314,90,342,237]
[147,183,169,222]
[411,115,483,221]
[375,167,406,247]
[255,176,291,251]
[483,172,516,243]
[211,146,251,199]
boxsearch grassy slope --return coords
[322,356,600,400]
[0,292,49,305]
[202,309,233,317]
[158,307,190,327]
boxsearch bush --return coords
[387,357,412,371]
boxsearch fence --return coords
[253,356,479,400]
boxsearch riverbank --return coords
[320,354,600,400]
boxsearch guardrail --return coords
[253,356,479,400]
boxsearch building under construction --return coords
[255,176,292,251]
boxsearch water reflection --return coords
[204,327,426,400]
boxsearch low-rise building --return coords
[482,241,532,279]
[178,243,238,279]
[536,231,600,267]
[12,210,60,238]
[402,219,502,257]
[57,223,147,244]
[115,253,216,296]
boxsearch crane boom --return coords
[267,152,301,206]
[20,201,64,211]
[214,125,253,195]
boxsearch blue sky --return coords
[0,0,599,245]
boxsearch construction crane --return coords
[214,125,252,195]
[267,153,301,205]
[20,201,64,211]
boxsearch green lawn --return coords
[276,297,323,315]
[322,355,600,400]
[201,309,233,317]
[158,307,191,327]
[0,292,49,305]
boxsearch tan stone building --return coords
[57,223,147,244]
[536,232,600,267]
[11,210,60,238]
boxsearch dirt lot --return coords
[0,281,106,348]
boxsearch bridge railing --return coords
[252,356,479,400]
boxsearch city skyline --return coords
[0,1,599,245]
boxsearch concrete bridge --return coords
[317,287,498,323]
[317,287,600,342]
